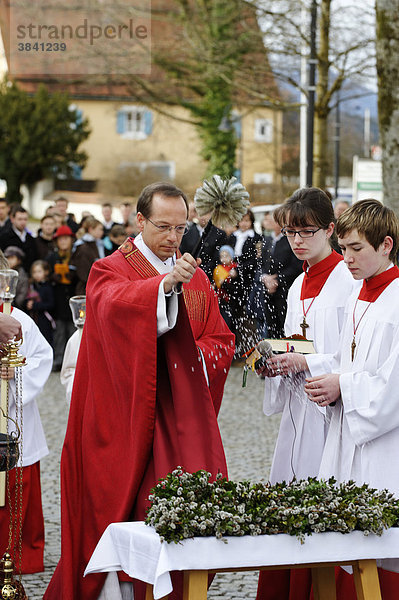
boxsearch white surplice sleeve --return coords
[306,351,338,378]
[156,281,178,337]
[10,309,53,407]
[61,329,81,405]
[7,308,53,466]
[341,335,399,445]
[263,282,299,415]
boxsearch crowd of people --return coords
[0,196,137,371]
[0,190,341,372]
[0,193,309,370]
[0,182,398,600]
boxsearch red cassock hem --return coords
[0,462,44,574]
[257,568,312,600]
[257,564,399,600]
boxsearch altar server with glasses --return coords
[256,187,358,600]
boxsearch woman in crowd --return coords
[46,225,76,371]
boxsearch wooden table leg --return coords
[311,566,336,600]
[183,571,208,600]
[352,559,382,600]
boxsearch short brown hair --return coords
[137,182,189,219]
[10,204,27,218]
[109,224,127,237]
[55,196,68,206]
[336,199,399,263]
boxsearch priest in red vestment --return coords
[44,182,235,600]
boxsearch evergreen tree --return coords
[0,78,90,203]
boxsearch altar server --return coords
[257,187,357,600]
[303,198,399,598]
[261,188,357,483]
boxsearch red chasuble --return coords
[44,239,234,600]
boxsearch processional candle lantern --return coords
[0,269,21,503]
[69,296,86,335]
[0,270,27,599]
[0,270,18,314]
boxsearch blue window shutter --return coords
[76,109,83,126]
[234,168,241,182]
[72,163,82,179]
[116,110,126,134]
[233,116,242,139]
[144,110,153,136]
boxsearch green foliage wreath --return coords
[145,468,399,544]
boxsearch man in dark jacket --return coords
[0,205,38,272]
[180,214,227,282]
[259,213,302,338]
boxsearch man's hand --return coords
[304,374,341,407]
[0,314,22,343]
[257,352,307,377]
[261,274,279,294]
[163,254,201,294]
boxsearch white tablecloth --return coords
[84,522,399,599]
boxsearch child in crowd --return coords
[3,246,29,310]
[25,260,55,347]
[103,224,127,256]
[304,199,399,598]
[0,250,53,573]
[213,245,240,331]
[257,188,357,600]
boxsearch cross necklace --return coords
[351,298,372,361]
[300,298,316,339]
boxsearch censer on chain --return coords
[0,269,27,599]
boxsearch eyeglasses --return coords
[147,217,188,235]
[281,227,321,238]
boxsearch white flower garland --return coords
[145,468,399,544]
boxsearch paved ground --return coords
[18,364,281,599]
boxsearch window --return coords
[116,106,153,140]
[253,172,273,184]
[254,118,273,143]
[69,104,84,131]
